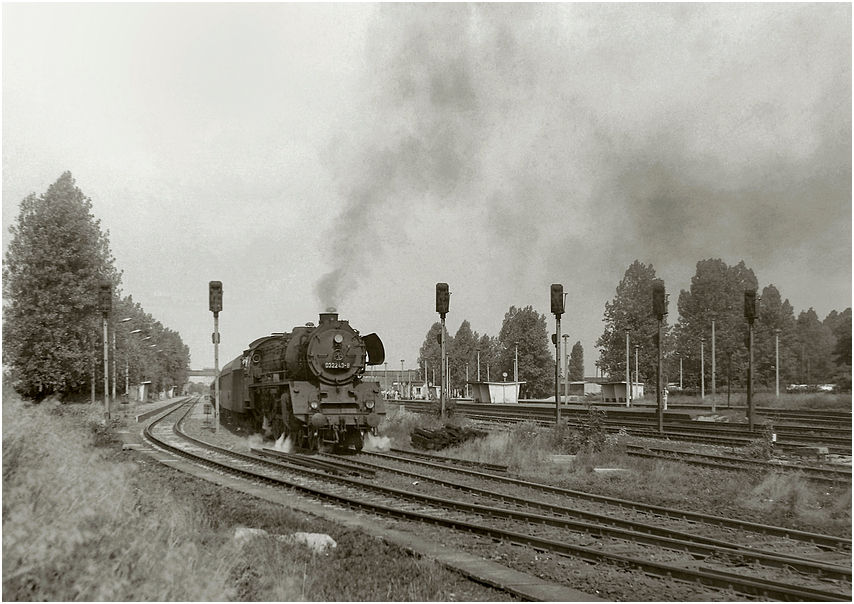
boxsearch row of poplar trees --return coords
[3,172,190,400]
[597,260,852,393]
[416,258,850,401]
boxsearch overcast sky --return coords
[3,3,851,377]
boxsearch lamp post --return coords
[129,329,143,398]
[514,342,519,383]
[99,283,112,420]
[476,349,481,382]
[711,316,716,398]
[700,338,705,399]
[114,317,132,403]
[400,359,404,399]
[625,328,630,407]
[634,344,639,401]
[775,328,780,398]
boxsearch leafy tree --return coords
[417,322,448,388]
[825,308,852,367]
[673,259,758,391]
[753,284,797,388]
[475,333,501,382]
[450,320,479,395]
[3,172,120,398]
[569,341,584,381]
[497,306,553,398]
[793,309,836,384]
[597,260,667,386]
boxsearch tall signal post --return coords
[209,281,223,434]
[652,280,667,433]
[100,283,112,420]
[551,284,564,423]
[436,283,450,418]
[744,289,757,431]
[562,334,569,405]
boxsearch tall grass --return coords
[665,391,851,411]
[393,408,851,537]
[3,394,510,601]
[3,398,242,601]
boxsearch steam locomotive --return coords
[214,309,386,452]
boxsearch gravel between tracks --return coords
[176,414,764,601]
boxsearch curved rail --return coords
[140,401,851,601]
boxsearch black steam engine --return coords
[215,310,386,451]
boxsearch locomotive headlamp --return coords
[310,400,319,410]
[365,400,374,409]
[334,334,344,344]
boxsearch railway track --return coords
[395,400,853,454]
[143,399,851,602]
[625,445,852,485]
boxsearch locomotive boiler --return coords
[215,309,386,452]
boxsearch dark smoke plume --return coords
[315,3,850,310]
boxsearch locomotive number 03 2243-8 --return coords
[324,362,351,369]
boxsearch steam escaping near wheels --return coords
[363,433,392,452]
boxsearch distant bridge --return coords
[187,368,216,379]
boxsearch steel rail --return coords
[361,450,851,552]
[143,403,849,601]
[625,445,851,483]
[318,452,850,581]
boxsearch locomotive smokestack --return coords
[319,307,339,324]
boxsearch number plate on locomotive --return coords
[324,362,351,369]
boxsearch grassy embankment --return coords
[2,386,511,602]
[380,396,851,538]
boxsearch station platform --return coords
[120,396,190,423]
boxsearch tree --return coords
[753,284,797,388]
[597,260,667,386]
[497,306,553,398]
[3,172,120,398]
[793,309,836,384]
[417,322,447,388]
[476,334,501,382]
[569,341,584,381]
[825,308,852,367]
[450,320,478,395]
[673,259,758,391]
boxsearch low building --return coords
[600,381,645,405]
[470,381,525,404]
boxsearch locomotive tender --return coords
[215,309,386,451]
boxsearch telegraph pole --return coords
[100,283,112,421]
[436,283,450,418]
[209,281,223,434]
[551,284,564,423]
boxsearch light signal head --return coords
[550,284,564,316]
[436,283,449,317]
[652,281,666,319]
[209,281,223,314]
